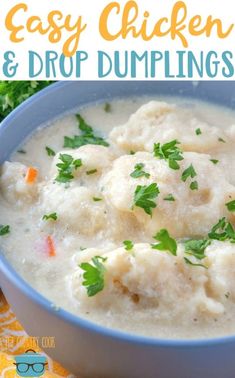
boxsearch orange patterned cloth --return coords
[0,292,75,378]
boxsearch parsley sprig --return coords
[55,154,82,183]
[0,225,10,236]
[183,218,235,268]
[182,164,197,182]
[64,114,109,149]
[184,258,207,269]
[183,238,211,269]
[130,163,150,179]
[154,140,183,170]
[208,217,235,242]
[0,81,53,121]
[184,239,211,260]
[210,159,219,165]
[80,256,107,297]
[46,146,56,157]
[133,183,160,216]
[151,229,177,256]
[104,103,111,113]
[164,194,175,202]
[182,164,198,190]
[226,200,235,212]
[123,240,134,251]
[43,213,58,221]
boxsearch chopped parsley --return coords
[133,183,160,216]
[0,81,53,121]
[164,194,175,202]
[184,257,207,269]
[208,218,235,242]
[104,102,111,113]
[152,229,177,256]
[218,137,226,143]
[210,159,219,165]
[195,128,202,135]
[123,240,134,251]
[17,149,26,154]
[130,163,150,179]
[153,140,183,170]
[226,200,235,212]
[184,239,211,260]
[0,225,10,236]
[64,114,109,149]
[93,197,102,202]
[80,256,107,297]
[86,169,98,175]
[182,164,197,182]
[55,154,82,183]
[190,181,198,191]
[43,213,58,221]
[46,146,56,157]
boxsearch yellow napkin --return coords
[0,292,74,378]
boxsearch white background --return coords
[0,0,235,80]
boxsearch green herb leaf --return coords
[86,169,98,175]
[133,183,160,216]
[0,225,10,236]
[210,159,219,165]
[0,81,53,121]
[123,240,134,251]
[182,164,197,182]
[154,140,183,170]
[152,229,177,256]
[184,257,207,269]
[104,103,111,113]
[184,239,211,260]
[76,114,93,134]
[64,135,109,149]
[46,146,56,157]
[73,159,83,170]
[80,256,107,297]
[43,213,58,221]
[226,200,235,212]
[164,194,175,202]
[208,217,235,242]
[93,197,102,202]
[55,154,82,183]
[195,128,202,135]
[130,163,150,179]
[17,149,26,154]
[190,181,198,191]
[64,114,109,149]
[218,137,226,143]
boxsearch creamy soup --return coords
[1,97,235,339]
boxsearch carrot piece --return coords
[46,236,56,257]
[25,167,38,184]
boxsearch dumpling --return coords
[110,101,227,154]
[101,151,235,238]
[70,243,224,317]
[0,161,38,205]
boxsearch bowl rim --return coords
[1,80,235,349]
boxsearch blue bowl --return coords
[1,81,235,378]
